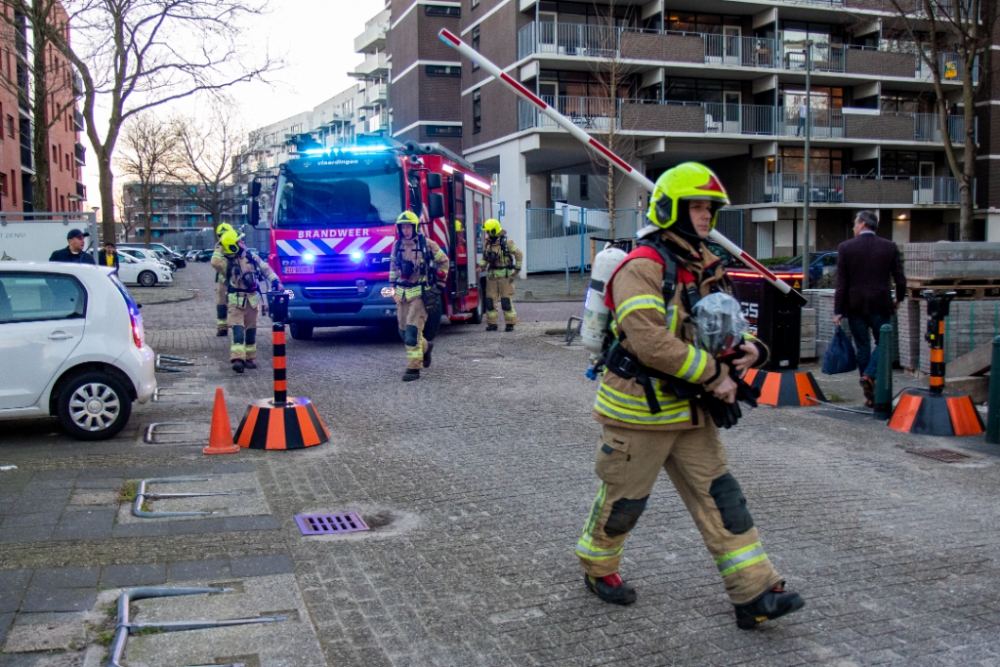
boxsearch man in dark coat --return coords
[49,229,96,264]
[834,210,906,407]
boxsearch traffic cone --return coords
[204,387,240,455]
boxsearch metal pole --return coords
[803,40,812,291]
[873,323,893,420]
[986,336,1000,444]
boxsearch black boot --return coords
[486,324,498,332]
[217,329,228,337]
[244,359,258,370]
[402,368,420,382]
[584,574,637,606]
[505,324,515,332]
[231,359,244,374]
[734,582,805,630]
[423,342,433,368]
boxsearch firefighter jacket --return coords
[478,235,522,279]
[593,230,767,431]
[389,235,448,302]
[211,250,278,309]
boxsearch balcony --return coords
[362,84,387,107]
[354,52,388,77]
[751,174,967,205]
[354,22,387,53]
[74,109,84,132]
[74,142,86,166]
[76,182,86,199]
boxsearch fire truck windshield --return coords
[274,165,402,228]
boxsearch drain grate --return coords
[907,448,972,463]
[295,512,369,535]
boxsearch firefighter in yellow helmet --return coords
[477,219,522,332]
[212,223,236,336]
[211,230,281,373]
[574,162,804,629]
[390,211,449,381]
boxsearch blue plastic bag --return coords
[822,325,857,375]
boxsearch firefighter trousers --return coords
[215,277,228,332]
[575,422,784,605]
[396,297,429,370]
[227,303,259,361]
[485,276,518,326]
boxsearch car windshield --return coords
[274,162,402,228]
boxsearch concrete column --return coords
[891,209,911,245]
[529,172,551,208]
[988,213,1000,242]
[497,140,528,276]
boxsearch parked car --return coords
[116,253,173,287]
[195,249,215,262]
[185,250,200,261]
[772,251,838,287]
[119,242,186,269]
[119,247,174,273]
[0,262,156,439]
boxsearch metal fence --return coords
[154,226,271,255]
[751,173,969,205]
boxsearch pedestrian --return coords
[834,210,906,407]
[477,219,522,332]
[211,230,281,374]
[797,99,808,136]
[575,162,805,630]
[390,211,448,382]
[98,241,119,269]
[49,229,96,264]
[212,223,235,337]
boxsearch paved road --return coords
[2,263,999,667]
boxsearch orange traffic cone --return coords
[203,387,240,455]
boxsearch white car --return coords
[0,262,156,440]
[119,247,174,273]
[116,253,173,287]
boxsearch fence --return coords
[155,226,271,255]
[751,173,969,205]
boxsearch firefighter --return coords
[477,219,522,332]
[390,211,448,382]
[211,230,281,374]
[212,223,236,336]
[574,162,804,629]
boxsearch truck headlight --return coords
[380,287,394,298]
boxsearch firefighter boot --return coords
[231,359,245,374]
[423,342,433,368]
[244,359,258,370]
[217,329,228,337]
[403,369,420,382]
[486,324,498,332]
[584,573,637,606]
[733,582,805,630]
[505,324,515,332]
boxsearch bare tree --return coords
[114,184,136,240]
[42,0,276,242]
[887,0,997,240]
[1,0,82,211]
[116,111,175,247]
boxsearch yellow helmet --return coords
[483,219,502,237]
[219,230,242,255]
[454,220,464,232]
[647,162,729,230]
[396,210,420,232]
[216,223,234,239]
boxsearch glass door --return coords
[723,91,741,134]
[917,161,934,204]
[539,12,557,53]
[724,26,741,65]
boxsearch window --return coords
[425,5,460,17]
[471,26,480,71]
[426,125,462,137]
[471,0,479,7]
[0,173,7,196]
[472,88,482,134]
[0,273,87,324]
[579,174,588,200]
[426,64,461,77]
[5,114,12,138]
[9,169,16,205]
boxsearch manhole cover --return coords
[295,512,369,535]
[907,448,972,463]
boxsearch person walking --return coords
[98,242,119,269]
[212,223,235,337]
[211,230,281,374]
[834,210,906,407]
[797,99,808,136]
[390,211,449,382]
[49,229,96,264]
[477,219,522,332]
[574,162,804,630]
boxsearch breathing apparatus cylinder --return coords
[581,245,628,354]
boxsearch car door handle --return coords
[48,332,74,340]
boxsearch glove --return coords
[272,280,282,292]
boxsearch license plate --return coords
[284,265,314,275]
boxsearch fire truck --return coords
[248,141,493,340]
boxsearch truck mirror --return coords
[251,180,262,197]
[426,173,442,190]
[428,193,444,219]
[248,200,260,227]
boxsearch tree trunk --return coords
[607,162,615,238]
[98,152,116,242]
[30,20,48,212]
[960,60,977,241]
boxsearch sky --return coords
[80,0,388,212]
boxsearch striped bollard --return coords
[273,322,287,405]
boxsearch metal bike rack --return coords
[152,388,204,403]
[156,354,194,373]
[143,423,206,444]
[133,477,238,518]
[107,586,285,667]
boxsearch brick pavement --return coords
[1,263,1000,666]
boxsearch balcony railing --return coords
[354,22,388,53]
[354,52,388,77]
[751,173,969,205]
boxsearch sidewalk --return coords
[516,270,589,302]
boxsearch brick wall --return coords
[845,49,915,79]
[845,114,913,141]
[0,78,21,212]
[462,0,521,152]
[620,32,702,63]
[844,179,912,204]
[620,103,703,132]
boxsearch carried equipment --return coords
[581,244,628,354]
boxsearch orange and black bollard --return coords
[889,290,984,436]
[233,292,330,450]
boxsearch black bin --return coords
[728,270,803,371]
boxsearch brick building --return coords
[121,181,241,241]
[0,2,86,214]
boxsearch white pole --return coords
[438,28,804,305]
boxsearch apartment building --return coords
[453,0,1000,263]
[0,2,86,214]
[121,181,241,239]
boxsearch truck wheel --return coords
[289,324,313,340]
[138,271,157,287]
[56,372,133,441]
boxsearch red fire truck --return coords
[249,141,493,340]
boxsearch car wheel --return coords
[289,324,313,340]
[138,271,157,287]
[56,372,133,441]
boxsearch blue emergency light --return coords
[350,251,364,262]
[303,252,315,262]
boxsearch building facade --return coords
[0,2,86,214]
[121,181,241,240]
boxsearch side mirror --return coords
[251,180,262,197]
[426,173,442,190]
[248,200,260,227]
[428,193,444,219]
